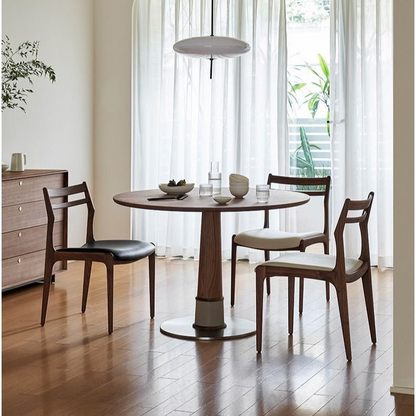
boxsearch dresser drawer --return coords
[2,200,64,233]
[2,173,65,207]
[2,223,64,260]
[2,250,63,289]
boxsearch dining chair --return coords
[255,192,376,361]
[40,182,156,334]
[231,175,331,313]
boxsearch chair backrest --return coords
[265,174,331,236]
[333,192,375,273]
[43,182,95,251]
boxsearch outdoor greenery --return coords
[288,54,331,185]
[287,0,330,23]
[290,126,321,178]
[304,54,331,135]
[287,66,306,114]
[2,36,56,112]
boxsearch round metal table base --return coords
[160,316,256,340]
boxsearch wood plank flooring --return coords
[2,257,413,415]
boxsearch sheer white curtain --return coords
[330,0,393,267]
[132,0,288,261]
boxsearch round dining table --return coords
[113,187,310,341]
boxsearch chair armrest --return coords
[299,234,327,250]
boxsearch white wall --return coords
[392,0,414,394]
[2,0,95,247]
[93,0,134,240]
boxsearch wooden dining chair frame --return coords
[231,174,331,313]
[40,182,156,334]
[255,192,376,361]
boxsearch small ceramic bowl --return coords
[229,182,250,187]
[159,183,195,195]
[2,164,9,172]
[213,196,232,205]
[229,186,249,198]
[229,173,249,183]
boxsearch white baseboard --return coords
[390,386,415,395]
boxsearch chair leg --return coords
[265,250,271,296]
[299,246,306,314]
[256,266,266,352]
[148,252,155,319]
[336,284,352,361]
[82,261,92,313]
[231,236,237,306]
[288,276,295,335]
[299,278,304,314]
[362,268,377,344]
[106,263,114,334]
[324,242,331,301]
[40,258,55,326]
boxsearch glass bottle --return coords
[208,161,222,195]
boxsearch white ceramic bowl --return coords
[229,185,249,198]
[229,181,249,186]
[229,179,249,184]
[213,196,232,205]
[229,184,250,191]
[159,183,195,195]
[229,173,249,183]
[2,164,9,172]
[230,180,249,186]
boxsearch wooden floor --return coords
[2,258,414,416]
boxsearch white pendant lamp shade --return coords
[173,36,250,59]
[173,0,250,78]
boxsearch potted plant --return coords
[2,36,56,112]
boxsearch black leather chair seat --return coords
[58,240,155,262]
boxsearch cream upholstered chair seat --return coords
[234,229,320,251]
[264,252,363,274]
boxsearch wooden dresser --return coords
[2,170,68,290]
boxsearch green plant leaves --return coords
[299,126,315,177]
[318,53,330,79]
[290,126,323,179]
[2,36,56,112]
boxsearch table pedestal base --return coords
[160,316,256,340]
[193,298,226,329]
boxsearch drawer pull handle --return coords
[19,181,23,186]
[18,232,22,237]
[18,206,22,212]
[17,258,21,264]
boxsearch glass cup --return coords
[199,183,213,196]
[256,184,270,203]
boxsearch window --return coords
[287,0,331,180]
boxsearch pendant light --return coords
[173,0,250,79]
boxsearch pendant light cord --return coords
[210,0,214,79]
[210,0,214,36]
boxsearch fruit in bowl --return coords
[168,179,187,187]
[159,179,195,195]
